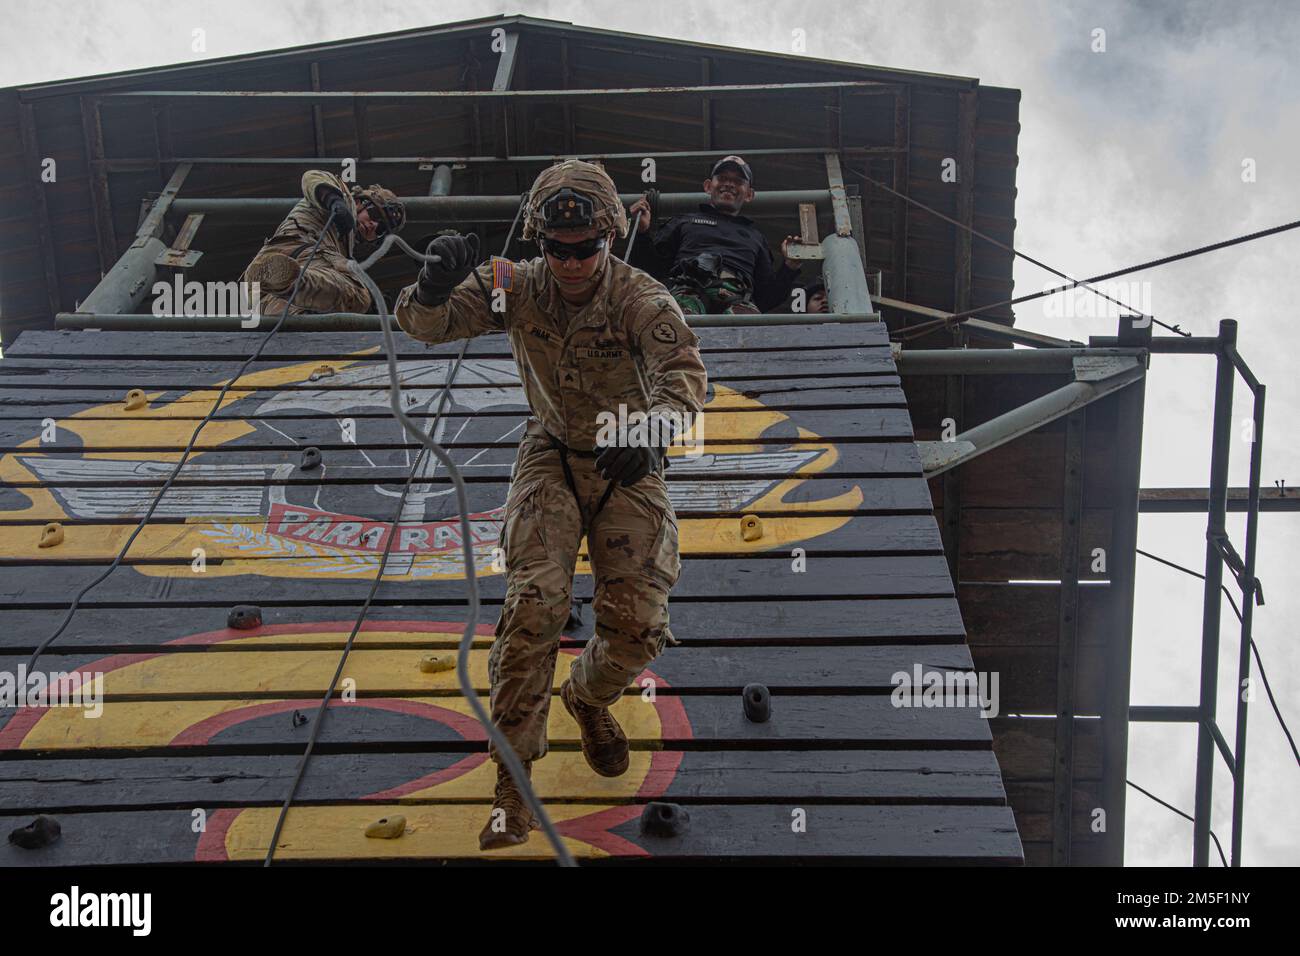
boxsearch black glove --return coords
[316,187,355,234]
[595,444,662,487]
[415,233,480,306]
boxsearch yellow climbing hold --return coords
[419,655,455,674]
[38,522,65,548]
[365,815,406,839]
[123,389,147,411]
[740,514,763,542]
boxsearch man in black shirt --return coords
[628,155,801,316]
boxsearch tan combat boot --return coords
[245,251,301,296]
[478,761,539,851]
[560,679,629,777]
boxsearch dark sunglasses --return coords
[540,235,607,261]
[360,199,389,238]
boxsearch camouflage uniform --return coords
[394,161,707,764]
[670,275,762,316]
[240,171,373,316]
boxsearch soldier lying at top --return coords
[241,170,405,316]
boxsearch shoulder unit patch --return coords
[651,320,679,345]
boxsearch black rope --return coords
[261,340,468,865]
[846,167,1186,335]
[1136,548,1299,768]
[1126,779,1229,867]
[896,217,1300,341]
[26,209,341,671]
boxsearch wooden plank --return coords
[0,442,925,486]
[0,597,969,650]
[967,645,1105,714]
[959,584,1110,647]
[0,554,958,605]
[990,717,1103,782]
[0,749,1009,811]
[0,694,993,751]
[6,324,891,358]
[0,350,900,387]
[0,407,914,450]
[0,514,945,562]
[1,477,929,527]
[0,803,1022,864]
[926,433,1118,509]
[0,481,935,520]
[0,644,976,698]
[934,507,1114,580]
[0,378,906,417]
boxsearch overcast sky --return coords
[3,0,1297,866]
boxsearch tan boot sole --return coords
[561,681,630,778]
[478,815,541,851]
[246,252,301,296]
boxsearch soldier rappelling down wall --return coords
[394,159,707,851]
[628,155,803,316]
[240,170,406,316]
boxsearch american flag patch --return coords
[491,257,516,292]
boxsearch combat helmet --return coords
[350,184,406,236]
[522,159,628,241]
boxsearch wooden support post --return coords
[80,95,117,274]
[560,38,574,154]
[701,59,713,150]
[492,31,519,160]
[1102,325,1149,866]
[890,85,910,301]
[954,89,977,319]
[310,62,326,158]
[1052,408,1086,865]
[151,96,173,191]
[18,102,63,320]
[353,100,371,162]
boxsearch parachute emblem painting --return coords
[0,353,863,577]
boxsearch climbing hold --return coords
[308,364,336,381]
[566,598,584,630]
[639,802,690,838]
[419,654,455,674]
[8,815,61,850]
[227,604,263,630]
[291,710,308,728]
[123,388,147,411]
[740,514,763,542]
[365,815,407,839]
[742,682,771,723]
[37,522,64,549]
[299,446,322,471]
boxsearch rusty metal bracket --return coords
[155,212,204,269]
